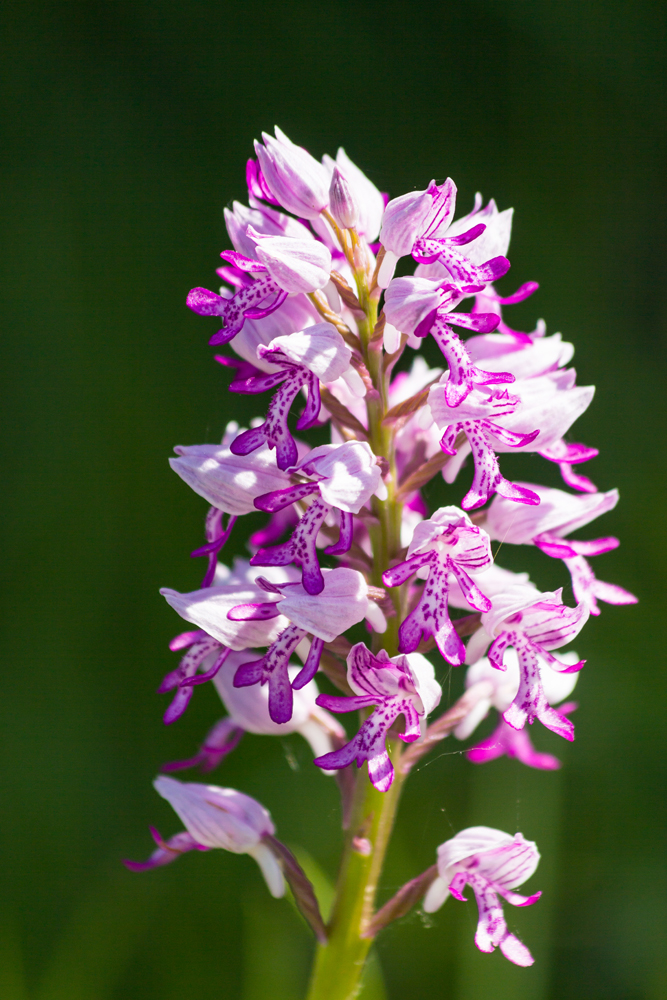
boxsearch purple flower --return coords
[383,277,514,407]
[484,484,637,615]
[455,648,580,770]
[254,127,331,220]
[313,643,442,792]
[125,777,284,897]
[427,383,541,509]
[250,441,385,593]
[187,229,332,350]
[464,573,589,740]
[379,181,510,292]
[428,368,594,510]
[422,826,541,966]
[187,262,287,348]
[230,567,372,724]
[226,294,320,375]
[229,324,352,470]
[382,506,493,664]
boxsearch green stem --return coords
[305,750,405,1000]
[305,234,408,999]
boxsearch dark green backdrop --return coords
[2,2,665,998]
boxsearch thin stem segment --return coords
[306,233,408,1000]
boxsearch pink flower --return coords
[466,574,589,740]
[382,506,493,664]
[379,180,510,292]
[455,648,580,770]
[484,484,637,614]
[428,383,541,509]
[250,441,385,593]
[229,324,352,470]
[125,777,284,897]
[229,567,372,724]
[423,826,541,966]
[313,643,442,792]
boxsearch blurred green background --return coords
[1,1,665,998]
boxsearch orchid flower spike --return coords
[124,776,284,897]
[423,826,541,966]
[313,642,442,792]
[138,130,636,988]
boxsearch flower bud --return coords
[254,127,330,220]
[329,166,359,229]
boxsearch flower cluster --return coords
[127,128,635,976]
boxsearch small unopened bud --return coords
[329,167,359,229]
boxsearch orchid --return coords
[464,572,589,740]
[422,827,541,966]
[455,648,580,769]
[128,127,635,997]
[484,483,638,613]
[378,180,511,291]
[382,506,493,663]
[125,776,285,897]
[314,643,442,792]
[250,440,385,593]
[228,323,352,469]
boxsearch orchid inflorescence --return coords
[126,127,636,994]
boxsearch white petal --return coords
[453,697,492,740]
[423,876,450,913]
[339,366,366,397]
[365,600,387,634]
[377,250,399,288]
[383,321,402,354]
[247,842,286,898]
